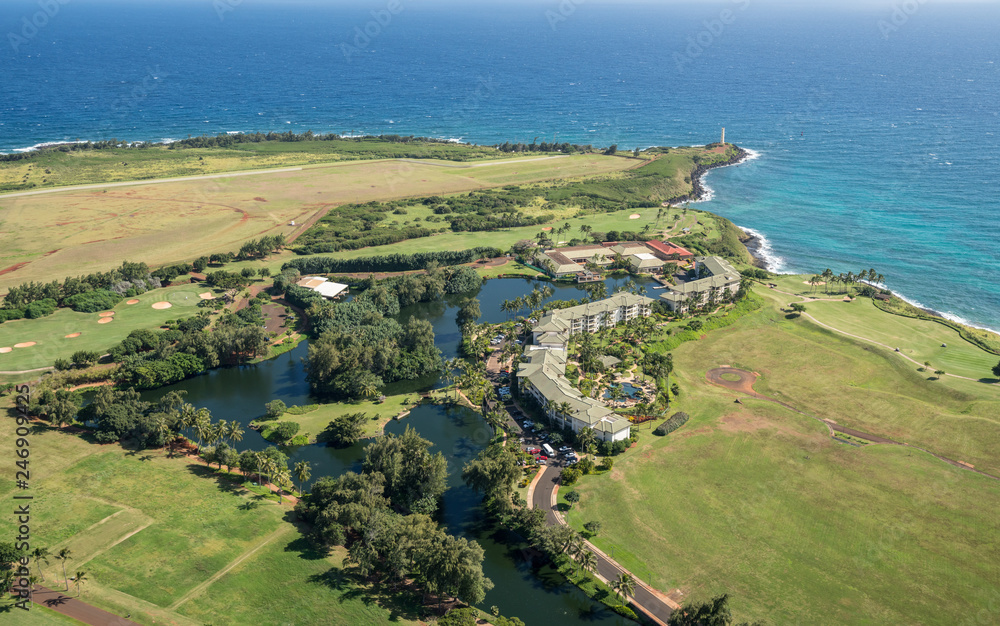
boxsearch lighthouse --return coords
[721,127,726,145]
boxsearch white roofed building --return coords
[296,276,349,299]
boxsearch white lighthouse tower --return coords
[721,127,726,145]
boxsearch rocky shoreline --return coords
[663,144,751,206]
[739,230,770,270]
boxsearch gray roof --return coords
[599,355,621,368]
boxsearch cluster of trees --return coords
[317,412,368,447]
[205,270,253,290]
[236,234,285,260]
[295,427,492,607]
[1,261,158,316]
[284,247,501,275]
[494,140,589,154]
[109,322,269,390]
[75,388,196,446]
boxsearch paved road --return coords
[27,585,141,625]
[531,464,676,625]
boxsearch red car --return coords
[536,455,548,462]
[527,447,540,454]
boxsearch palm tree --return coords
[294,460,312,497]
[613,572,637,603]
[274,467,292,503]
[74,570,87,597]
[579,549,598,577]
[227,420,244,445]
[31,546,50,582]
[194,411,211,450]
[360,378,379,399]
[55,548,72,591]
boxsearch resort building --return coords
[658,256,741,313]
[531,292,655,350]
[295,276,349,300]
[517,347,632,443]
[536,240,693,278]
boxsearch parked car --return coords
[536,455,548,462]
[527,447,540,454]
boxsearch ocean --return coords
[1,0,998,329]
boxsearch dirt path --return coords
[705,367,999,480]
[26,585,141,626]
[169,525,294,610]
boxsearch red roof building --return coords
[645,240,694,260]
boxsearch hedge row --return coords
[282,247,503,275]
[653,412,689,436]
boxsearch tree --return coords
[56,548,72,591]
[667,593,760,626]
[264,399,286,419]
[578,427,597,454]
[456,297,481,328]
[564,490,580,507]
[992,360,1000,379]
[584,521,602,536]
[612,572,636,603]
[318,412,368,447]
[31,546,50,582]
[578,549,598,577]
[74,570,87,597]
[294,460,312,496]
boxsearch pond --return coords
[139,276,646,625]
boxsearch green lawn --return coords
[276,393,419,441]
[0,403,420,625]
[0,284,213,372]
[801,298,998,380]
[173,528,422,626]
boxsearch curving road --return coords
[530,463,678,625]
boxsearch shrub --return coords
[577,457,595,474]
[561,467,581,485]
[263,421,300,443]
[63,289,124,313]
[24,298,57,319]
[611,605,637,620]
[71,350,102,367]
[653,411,690,436]
[584,521,602,535]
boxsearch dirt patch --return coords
[253,197,267,202]
[0,261,30,276]
[14,342,36,348]
[706,367,758,394]
[198,292,215,300]
[64,333,82,338]
[98,317,114,324]
[126,299,140,305]
[151,302,172,310]
[98,311,115,317]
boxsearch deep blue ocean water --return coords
[1,0,998,329]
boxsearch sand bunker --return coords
[98,317,114,324]
[98,311,115,317]
[803,280,826,286]
[126,299,140,305]
[151,302,172,310]
[629,213,642,219]
[65,333,82,338]
[14,342,36,348]
[198,292,215,300]
[0,347,11,354]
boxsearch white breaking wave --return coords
[7,140,88,154]
[893,292,1000,334]
[739,226,788,274]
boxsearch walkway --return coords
[25,585,141,626]
[705,367,999,481]
[529,464,679,625]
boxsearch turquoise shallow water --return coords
[1,1,997,328]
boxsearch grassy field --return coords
[0,154,634,290]
[275,392,421,440]
[0,401,419,625]
[0,139,510,192]
[0,284,211,372]
[561,286,1000,624]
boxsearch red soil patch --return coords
[254,197,267,202]
[64,333,82,338]
[0,262,30,276]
